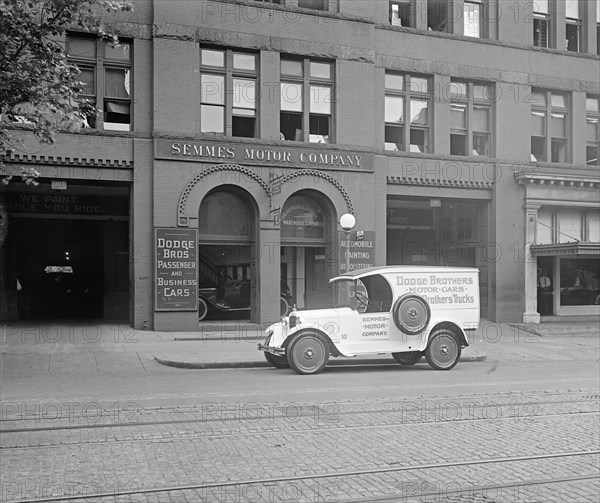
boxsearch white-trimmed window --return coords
[200,48,257,138]
[565,0,581,52]
[531,89,570,164]
[464,0,484,38]
[385,73,432,153]
[450,81,495,157]
[280,58,333,143]
[390,0,414,27]
[67,34,132,131]
[586,95,600,167]
[533,0,550,48]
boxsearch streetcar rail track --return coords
[2,409,598,450]
[1,395,598,433]
[336,474,600,502]
[5,450,599,503]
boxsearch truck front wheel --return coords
[287,333,329,375]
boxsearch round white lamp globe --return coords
[339,213,356,231]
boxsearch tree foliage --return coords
[0,0,132,157]
[0,0,132,248]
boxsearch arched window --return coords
[281,193,327,241]
[199,189,253,242]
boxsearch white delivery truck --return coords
[258,266,480,375]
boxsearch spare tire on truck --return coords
[392,294,430,335]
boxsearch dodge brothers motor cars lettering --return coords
[258,266,480,375]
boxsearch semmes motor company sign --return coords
[154,139,372,171]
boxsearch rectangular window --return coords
[586,95,600,167]
[200,48,257,138]
[298,0,328,11]
[67,34,132,131]
[450,80,495,157]
[281,58,333,143]
[390,0,413,27]
[531,89,571,164]
[427,0,446,31]
[533,1,550,48]
[565,0,581,52]
[464,1,483,38]
[385,73,432,153]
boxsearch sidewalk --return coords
[1,319,598,376]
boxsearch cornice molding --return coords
[514,171,600,189]
[2,152,132,169]
[386,176,493,189]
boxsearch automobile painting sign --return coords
[155,228,198,311]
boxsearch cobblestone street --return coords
[1,390,599,502]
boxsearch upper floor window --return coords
[200,48,257,138]
[530,89,570,163]
[586,95,599,167]
[427,0,447,31]
[390,0,413,27]
[464,0,484,38]
[565,0,581,52]
[280,58,333,143]
[533,0,550,48]
[385,73,432,153]
[450,81,495,157]
[67,34,132,131]
[597,0,600,55]
[298,0,328,11]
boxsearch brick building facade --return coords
[2,0,599,330]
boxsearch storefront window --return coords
[560,259,600,306]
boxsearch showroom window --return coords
[280,58,333,143]
[200,48,257,138]
[530,89,570,163]
[385,73,432,153]
[533,0,550,47]
[67,34,132,131]
[586,95,599,167]
[450,80,495,157]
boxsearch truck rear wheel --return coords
[287,333,329,375]
[425,329,461,370]
[392,351,423,365]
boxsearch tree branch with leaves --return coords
[0,0,133,247]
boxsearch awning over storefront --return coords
[530,242,600,256]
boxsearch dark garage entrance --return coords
[2,182,130,321]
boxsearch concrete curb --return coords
[153,352,487,370]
